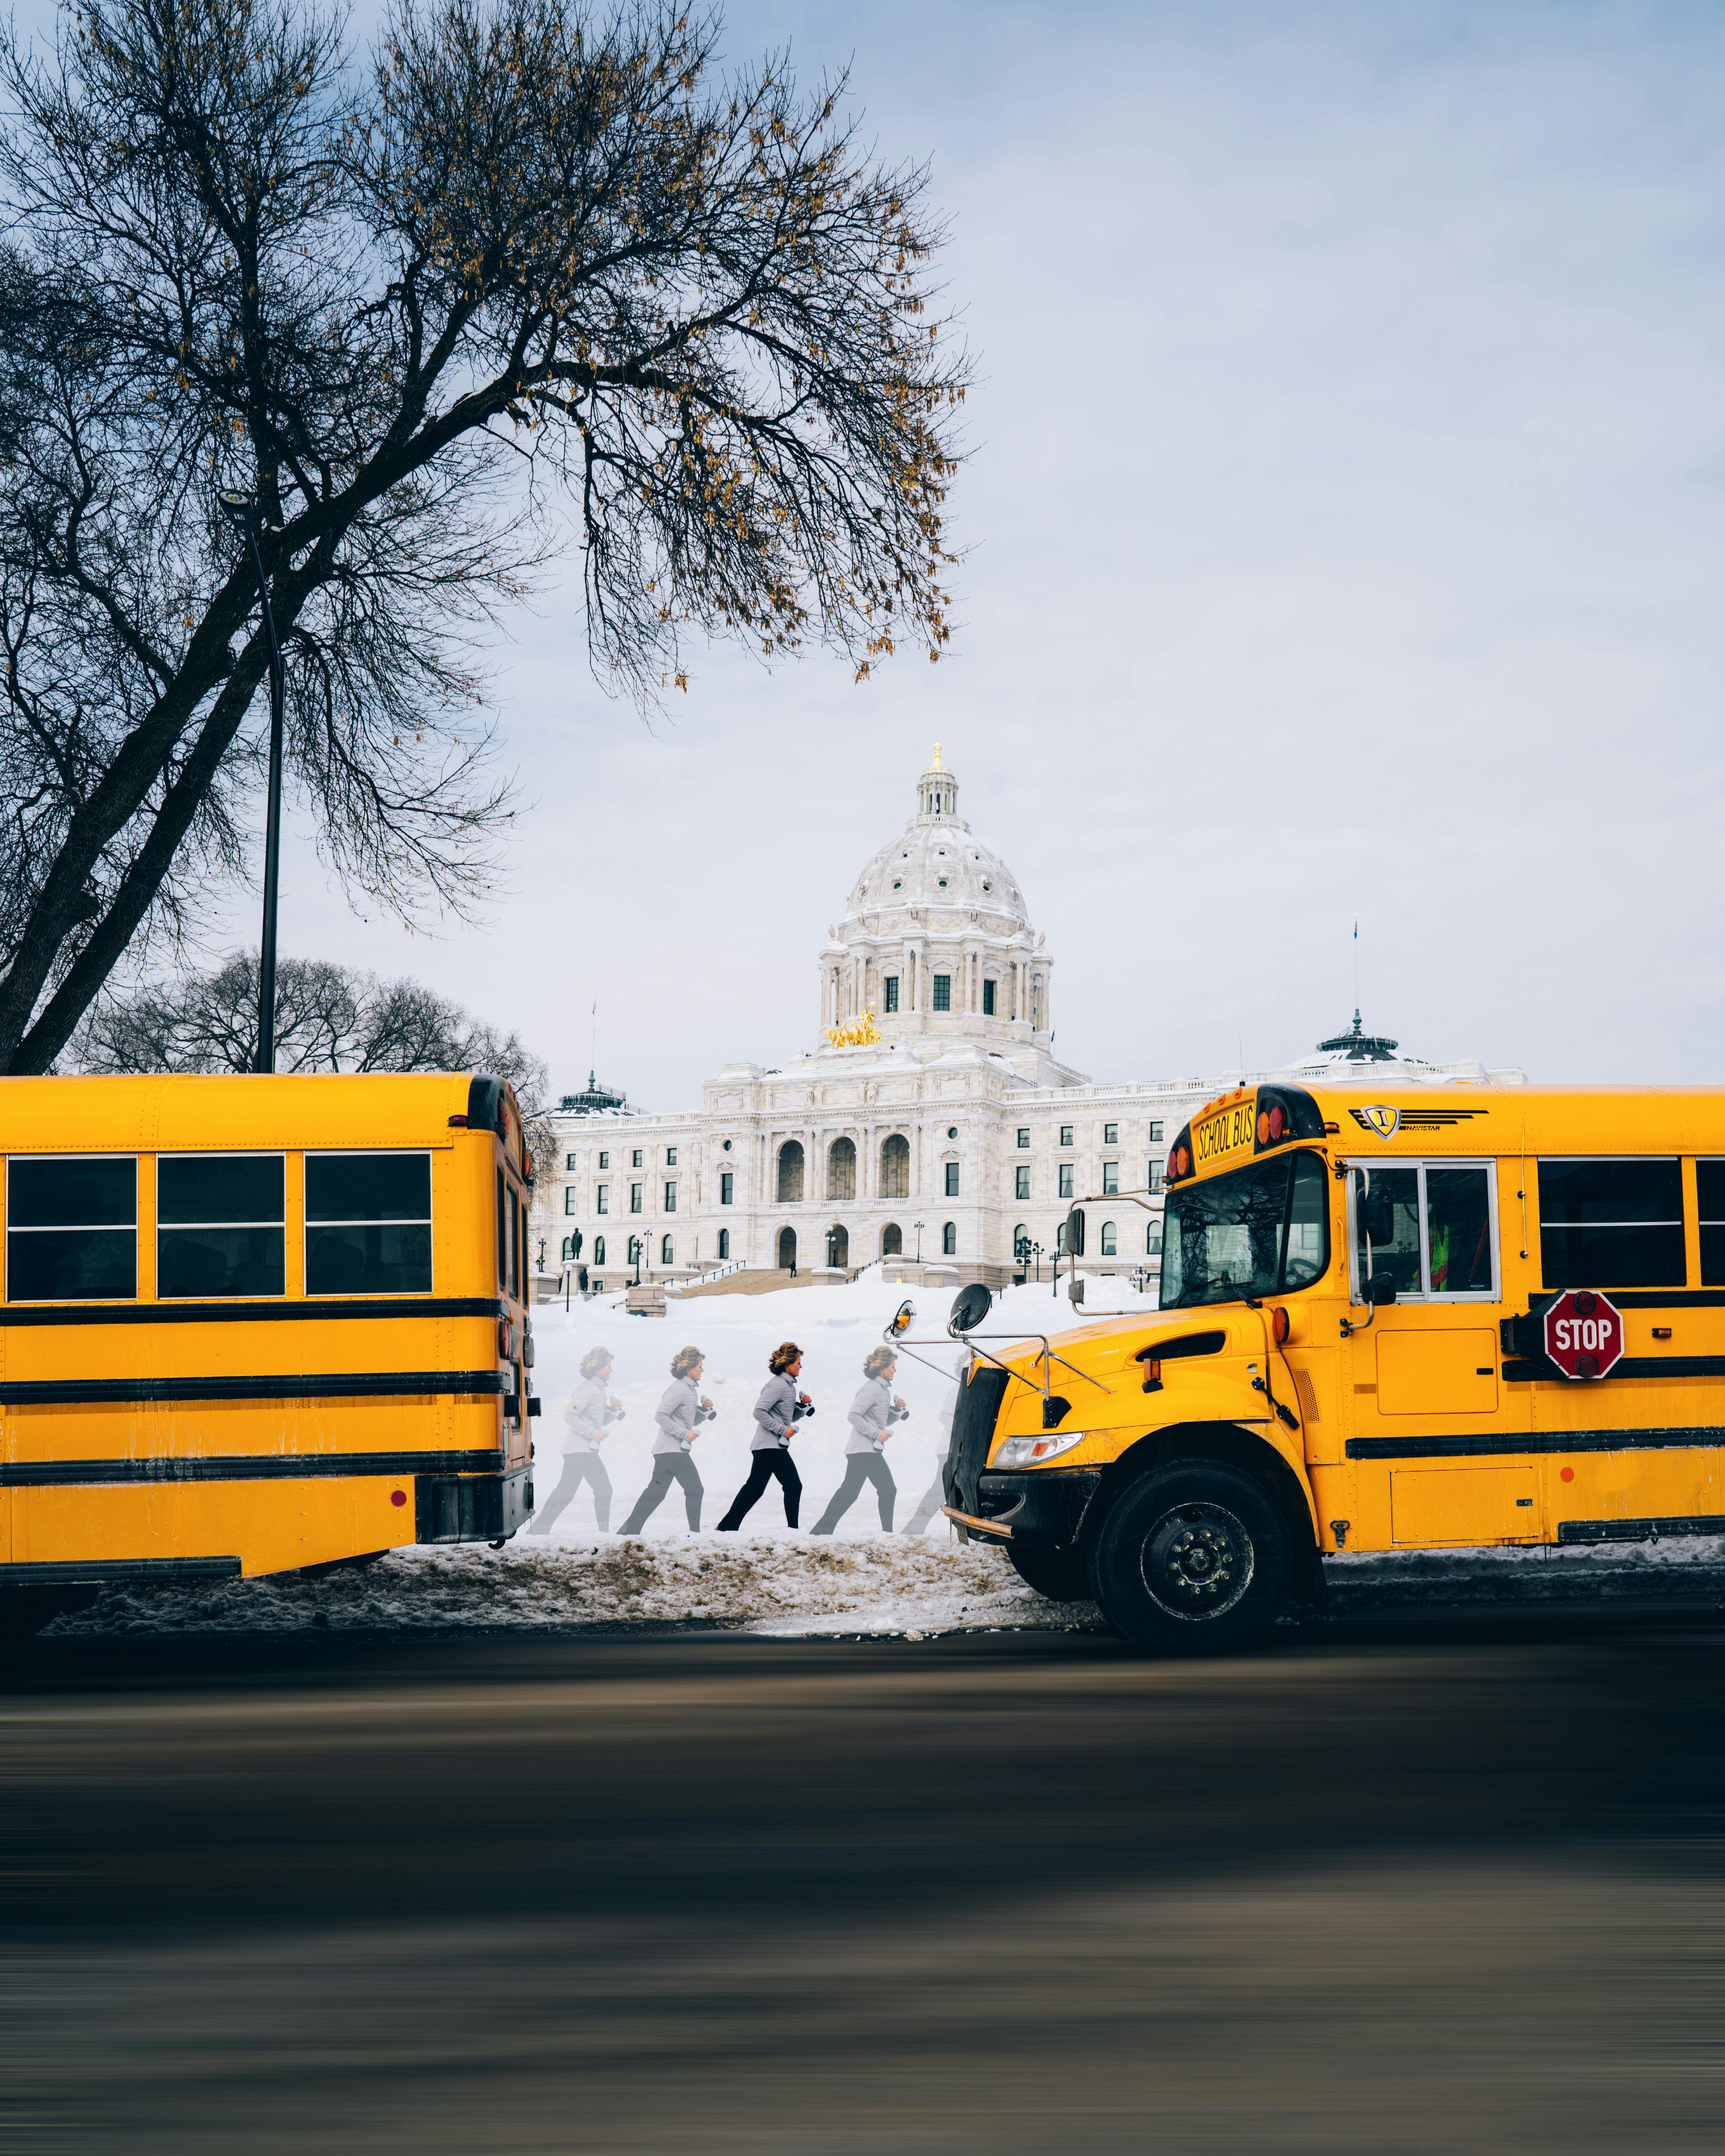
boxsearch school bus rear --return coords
[944,1080,1725,1650]
[0,1071,537,1628]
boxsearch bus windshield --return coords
[1161,1150,1329,1309]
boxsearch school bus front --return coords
[0,1072,538,1626]
[944,1080,1725,1650]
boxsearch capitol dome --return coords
[816,750,1082,1088]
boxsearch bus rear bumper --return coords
[416,1463,533,1546]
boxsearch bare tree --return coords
[73,950,553,1151]
[0,0,968,1075]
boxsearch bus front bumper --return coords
[416,1463,533,1545]
[949,1469,1102,1545]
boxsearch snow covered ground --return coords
[46,1270,1725,1636]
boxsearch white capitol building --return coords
[536,751,1523,1292]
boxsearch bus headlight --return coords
[994,1430,1086,1469]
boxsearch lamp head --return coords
[216,489,256,531]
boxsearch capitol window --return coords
[564,1187,579,1214]
[1148,1122,1164,1144]
[1102,1161,1119,1195]
[1104,1122,1118,1146]
[932,974,951,1012]
[884,976,900,1012]
[945,1161,960,1197]
[982,980,995,1015]
[1016,1165,1031,1200]
[596,1186,609,1214]
[594,1236,605,1265]
[718,1229,730,1260]
[1101,1221,1117,1257]
[662,1235,674,1266]
[720,1172,734,1205]
[663,1181,677,1212]
[630,1184,643,1213]
[1148,1163,1164,1194]
[1059,1163,1074,1200]
[666,1147,677,1167]
[942,1222,957,1256]
[565,1151,577,1171]
[599,1151,610,1170]
[1060,1125,1074,1148]
[1017,1128,1030,1149]
[631,1149,643,1169]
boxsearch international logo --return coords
[1355,1104,1400,1140]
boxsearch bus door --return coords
[1344,1159,1534,1548]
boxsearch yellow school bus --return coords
[0,1072,538,1635]
[941,1079,1725,1651]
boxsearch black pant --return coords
[717,1449,802,1530]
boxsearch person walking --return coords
[812,1346,907,1534]
[901,1372,960,1534]
[619,1345,714,1535]
[717,1341,811,1531]
[527,1344,624,1534]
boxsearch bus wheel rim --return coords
[1138,1501,1254,1621]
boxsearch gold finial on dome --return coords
[930,741,944,771]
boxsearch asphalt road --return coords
[6,1601,1725,2154]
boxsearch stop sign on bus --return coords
[1543,1289,1625,1379]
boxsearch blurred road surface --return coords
[5,1600,1725,2153]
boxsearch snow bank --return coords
[53,1536,1095,1638]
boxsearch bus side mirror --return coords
[950,1283,991,1335]
[1364,1273,1398,1307]
[1066,1206,1086,1257]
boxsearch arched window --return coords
[827,1223,850,1268]
[717,1228,730,1261]
[880,1133,910,1199]
[1101,1221,1117,1257]
[1055,1222,1067,1255]
[942,1221,957,1256]
[561,1236,575,1263]
[594,1235,606,1266]
[627,1235,642,1265]
[827,1136,856,1201]
[1013,1224,1029,1258]
[777,1140,805,1203]
[778,1225,797,1270]
[881,1222,903,1258]
[661,1235,674,1266]
[1146,1221,1163,1258]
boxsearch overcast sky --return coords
[31,0,1725,1103]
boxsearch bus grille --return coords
[947,1366,1010,1517]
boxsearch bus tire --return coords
[1006,1539,1095,1602]
[1089,1460,1290,1655]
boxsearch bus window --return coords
[158,1155,285,1298]
[6,1155,137,1301]
[1354,1166,1421,1297]
[1427,1168,1493,1294]
[507,1183,521,1300]
[1698,1161,1725,1285]
[497,1168,507,1290]
[1538,1158,1684,1289]
[1282,1153,1328,1290]
[305,1153,432,1295]
[1161,1152,1328,1309]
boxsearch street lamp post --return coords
[913,1218,925,1264]
[217,491,286,1075]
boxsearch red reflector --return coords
[1269,1105,1285,1140]
[390,1489,408,1507]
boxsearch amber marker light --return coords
[1271,1307,1291,1345]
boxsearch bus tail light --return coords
[498,1318,516,1359]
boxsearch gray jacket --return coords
[653,1375,713,1455]
[846,1375,909,1455]
[752,1370,807,1451]
[565,1375,616,1454]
